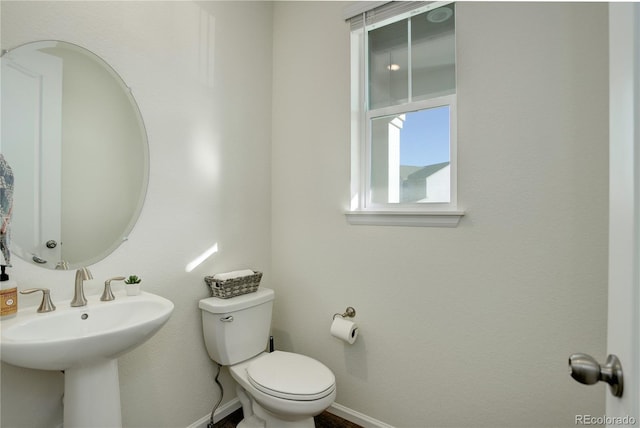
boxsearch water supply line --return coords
[207,363,224,428]
[206,337,274,427]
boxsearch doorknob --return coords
[568,353,623,397]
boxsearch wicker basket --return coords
[204,271,262,299]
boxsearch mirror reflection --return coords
[1,41,149,270]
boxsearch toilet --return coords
[199,287,336,428]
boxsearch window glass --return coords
[370,106,450,205]
[350,1,458,220]
[411,5,456,101]
[368,19,408,109]
[368,4,455,109]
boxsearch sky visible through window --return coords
[399,106,450,166]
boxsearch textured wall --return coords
[1,1,610,427]
[1,2,273,427]
[270,2,608,427]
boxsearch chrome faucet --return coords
[71,267,93,307]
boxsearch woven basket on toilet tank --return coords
[204,271,262,299]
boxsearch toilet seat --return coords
[247,351,335,401]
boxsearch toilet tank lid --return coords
[199,287,274,313]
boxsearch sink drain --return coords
[81,313,89,320]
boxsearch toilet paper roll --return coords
[330,317,358,344]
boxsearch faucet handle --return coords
[100,276,126,301]
[20,288,56,313]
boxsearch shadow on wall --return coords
[271,328,369,381]
[343,335,368,381]
[0,363,64,426]
[270,328,293,353]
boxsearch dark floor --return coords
[213,408,363,428]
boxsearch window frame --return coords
[346,1,464,227]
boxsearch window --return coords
[346,1,464,226]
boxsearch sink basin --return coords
[1,291,174,370]
[0,290,174,428]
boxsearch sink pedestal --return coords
[64,359,122,428]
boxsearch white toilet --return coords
[199,287,336,428]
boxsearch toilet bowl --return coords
[230,351,336,427]
[199,288,336,427]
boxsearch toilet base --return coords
[235,383,315,428]
[235,385,316,428]
[252,401,315,428]
[237,415,266,428]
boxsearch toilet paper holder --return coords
[333,306,356,320]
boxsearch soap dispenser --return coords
[0,265,17,318]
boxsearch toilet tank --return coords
[199,287,274,365]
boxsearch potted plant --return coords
[124,275,142,296]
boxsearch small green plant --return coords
[125,275,142,285]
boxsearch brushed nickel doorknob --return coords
[569,353,623,397]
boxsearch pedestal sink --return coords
[0,291,174,427]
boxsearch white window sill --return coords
[344,210,465,227]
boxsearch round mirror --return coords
[1,41,149,270]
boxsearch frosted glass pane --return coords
[411,4,456,101]
[368,19,408,109]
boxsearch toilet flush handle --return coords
[220,315,234,322]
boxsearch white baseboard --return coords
[327,402,395,428]
[186,398,242,428]
[186,399,394,428]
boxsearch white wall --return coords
[1,2,273,427]
[271,2,608,427]
[1,2,609,428]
